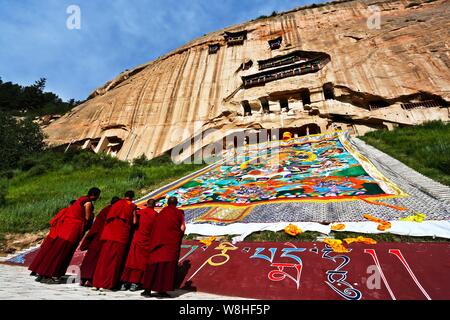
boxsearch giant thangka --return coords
[136,132,450,241]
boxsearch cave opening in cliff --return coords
[208,44,220,54]
[323,83,335,100]
[82,138,100,152]
[279,98,289,112]
[241,100,252,116]
[93,135,124,158]
[368,99,390,110]
[300,89,311,106]
[105,136,124,157]
[259,97,270,114]
[268,37,282,50]
[224,30,247,46]
[237,60,253,72]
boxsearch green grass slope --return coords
[360,121,450,186]
[0,152,204,236]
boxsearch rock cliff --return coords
[44,0,450,161]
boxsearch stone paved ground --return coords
[0,264,247,300]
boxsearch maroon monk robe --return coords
[92,199,136,289]
[79,204,112,282]
[142,205,185,293]
[28,207,68,274]
[34,196,92,278]
[121,207,157,284]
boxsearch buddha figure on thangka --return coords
[154,132,402,209]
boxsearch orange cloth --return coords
[331,223,346,231]
[363,214,392,231]
[284,224,302,236]
[361,198,407,211]
[344,236,377,245]
[323,238,349,253]
[377,222,392,231]
[199,236,217,247]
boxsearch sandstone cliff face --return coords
[44,0,450,161]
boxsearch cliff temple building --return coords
[44,0,450,161]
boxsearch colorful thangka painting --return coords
[141,132,404,210]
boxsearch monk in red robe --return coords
[79,196,120,287]
[120,199,158,291]
[141,196,185,298]
[92,190,137,290]
[29,200,75,278]
[34,188,101,284]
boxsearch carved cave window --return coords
[268,37,282,50]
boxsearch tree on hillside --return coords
[0,112,45,172]
[0,77,80,117]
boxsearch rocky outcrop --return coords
[44,0,450,161]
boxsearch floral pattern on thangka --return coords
[156,135,388,208]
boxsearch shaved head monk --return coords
[141,196,186,298]
[29,199,76,278]
[79,196,120,287]
[120,199,158,291]
[92,190,137,290]
[33,188,101,284]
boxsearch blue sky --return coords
[0,0,326,101]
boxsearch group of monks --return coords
[28,188,186,298]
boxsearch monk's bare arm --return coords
[180,213,186,232]
[133,209,138,225]
[84,202,93,221]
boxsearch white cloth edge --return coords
[185,220,450,243]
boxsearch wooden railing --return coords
[242,56,330,88]
[401,100,442,110]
